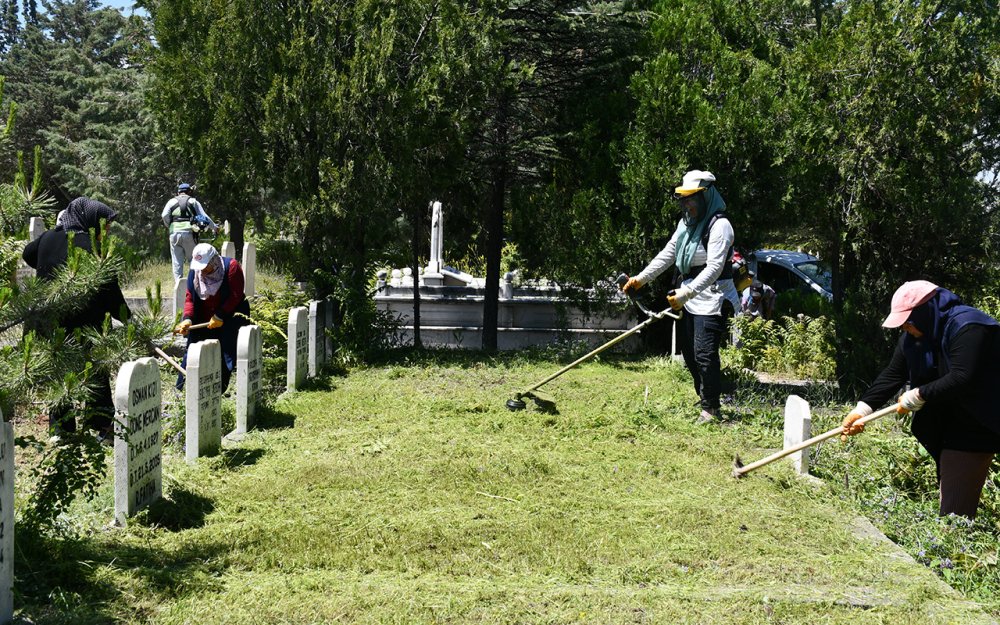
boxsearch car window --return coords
[794,261,833,292]
[755,262,802,293]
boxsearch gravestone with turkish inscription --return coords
[308,300,325,377]
[113,357,162,525]
[287,307,308,391]
[235,325,263,434]
[186,340,222,461]
[0,418,13,623]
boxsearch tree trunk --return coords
[227,211,245,261]
[483,94,511,353]
[483,163,506,352]
[411,200,422,348]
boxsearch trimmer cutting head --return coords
[505,390,557,412]
[506,397,527,411]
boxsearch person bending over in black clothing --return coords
[841,280,1000,518]
[22,197,131,439]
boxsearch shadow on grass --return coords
[217,447,266,470]
[14,523,230,624]
[254,404,296,430]
[141,484,216,531]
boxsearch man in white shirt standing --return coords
[162,182,218,280]
[622,170,736,424]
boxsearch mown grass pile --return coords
[11,350,997,624]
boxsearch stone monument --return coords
[221,241,236,260]
[422,200,444,286]
[113,357,162,525]
[783,395,813,475]
[173,278,186,321]
[235,325,263,434]
[287,307,308,391]
[185,340,222,461]
[242,242,257,298]
[28,217,45,241]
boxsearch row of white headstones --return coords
[0,298,334,625]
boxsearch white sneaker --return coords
[696,408,717,425]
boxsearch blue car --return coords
[750,249,833,301]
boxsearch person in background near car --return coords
[173,243,250,392]
[621,170,736,424]
[741,276,776,320]
[841,280,1000,518]
[162,182,217,281]
[22,197,130,441]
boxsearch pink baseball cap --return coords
[882,280,939,328]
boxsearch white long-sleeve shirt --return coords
[635,216,736,316]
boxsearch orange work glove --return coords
[173,319,192,336]
[622,276,643,295]
[840,401,873,442]
[207,315,224,330]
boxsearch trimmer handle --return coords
[616,272,682,320]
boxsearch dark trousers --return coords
[176,322,242,392]
[678,311,726,410]
[938,450,995,518]
[49,375,114,435]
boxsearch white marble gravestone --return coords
[235,325,263,434]
[783,395,813,474]
[186,340,222,461]
[423,201,444,286]
[28,216,45,241]
[173,278,186,321]
[242,242,256,298]
[308,300,325,377]
[113,357,162,525]
[287,307,309,391]
[0,417,13,623]
[221,241,236,259]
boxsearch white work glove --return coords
[667,286,694,312]
[897,388,925,414]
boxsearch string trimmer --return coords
[505,274,682,411]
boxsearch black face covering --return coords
[678,190,707,227]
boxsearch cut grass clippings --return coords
[13,352,996,624]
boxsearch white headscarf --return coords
[193,254,225,299]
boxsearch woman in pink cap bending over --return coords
[841,280,1000,518]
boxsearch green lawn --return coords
[121,259,289,298]
[14,353,997,624]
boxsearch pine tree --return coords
[0,75,172,531]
